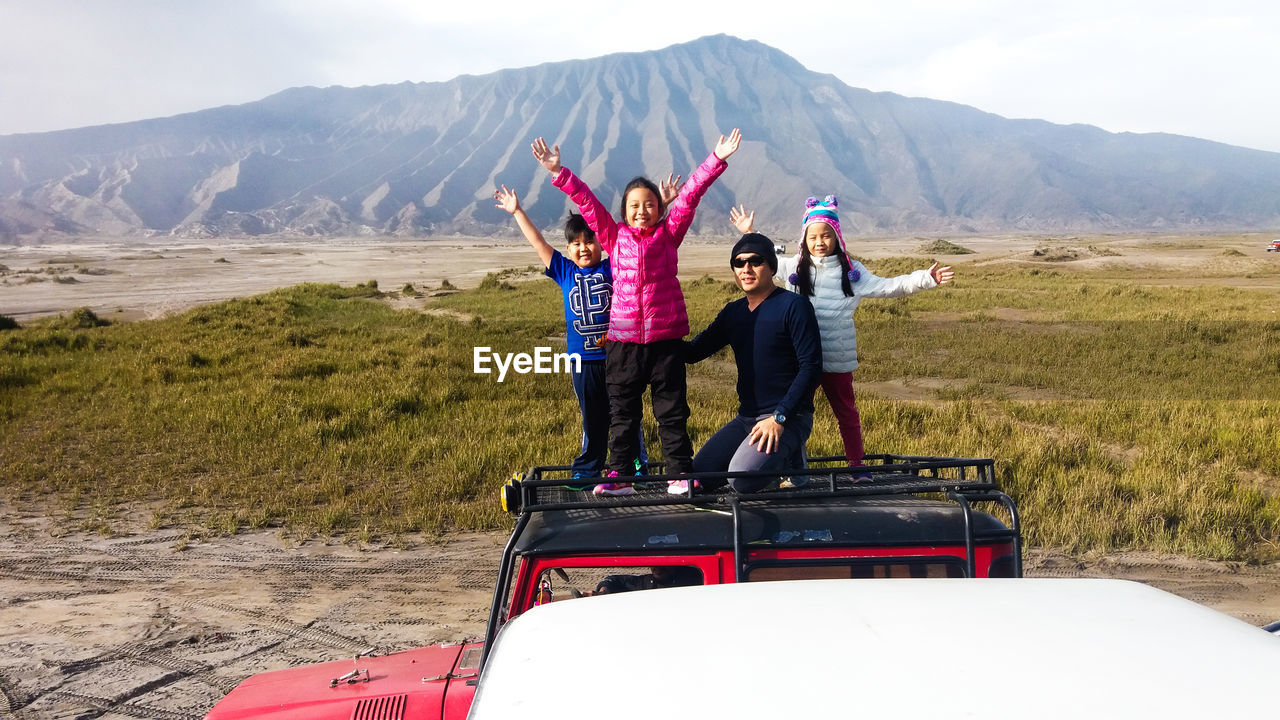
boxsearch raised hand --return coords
[659,173,684,205]
[714,128,742,161]
[928,263,954,286]
[729,204,755,234]
[530,137,562,175]
[493,185,520,215]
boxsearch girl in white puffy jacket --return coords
[730,195,953,469]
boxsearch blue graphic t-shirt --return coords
[545,252,612,361]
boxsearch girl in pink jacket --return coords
[532,130,742,495]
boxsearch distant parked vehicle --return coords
[1267,239,1280,252]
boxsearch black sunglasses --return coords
[731,254,766,268]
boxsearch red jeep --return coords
[1267,239,1280,252]
[202,455,1021,720]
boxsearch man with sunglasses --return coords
[684,233,822,492]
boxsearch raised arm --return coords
[534,136,619,252]
[494,185,554,268]
[664,128,741,242]
[728,204,755,234]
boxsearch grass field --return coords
[2,254,1279,559]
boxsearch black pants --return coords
[570,359,647,477]
[605,339,693,475]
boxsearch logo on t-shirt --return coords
[569,273,611,351]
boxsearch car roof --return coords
[512,495,1011,555]
[469,578,1280,719]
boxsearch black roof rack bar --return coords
[519,457,996,486]
[730,495,745,583]
[521,454,993,478]
[531,452,984,465]
[478,510,531,672]
[724,479,998,501]
[945,489,1023,578]
[973,490,1022,577]
[1005,491,1023,577]
[946,490,978,577]
[515,481,1002,514]
[517,465,994,487]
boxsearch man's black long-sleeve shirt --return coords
[685,287,822,419]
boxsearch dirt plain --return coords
[2,513,1279,720]
[4,231,1279,322]
[2,231,1280,718]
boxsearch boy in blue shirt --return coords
[494,185,646,490]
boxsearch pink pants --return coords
[819,372,864,464]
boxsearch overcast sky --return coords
[2,0,1277,153]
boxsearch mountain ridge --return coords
[2,34,1278,241]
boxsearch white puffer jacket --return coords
[779,254,937,373]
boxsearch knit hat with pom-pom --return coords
[801,195,848,255]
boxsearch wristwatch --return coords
[773,411,786,425]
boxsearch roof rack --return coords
[503,452,1019,578]
[501,453,1002,514]
[481,453,1020,671]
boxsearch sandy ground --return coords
[4,231,1278,321]
[2,514,1278,720]
[0,513,503,720]
[3,231,1280,718]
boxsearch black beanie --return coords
[730,233,778,273]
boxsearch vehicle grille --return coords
[351,694,407,720]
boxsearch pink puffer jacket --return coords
[552,152,727,344]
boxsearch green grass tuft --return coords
[52,307,110,329]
